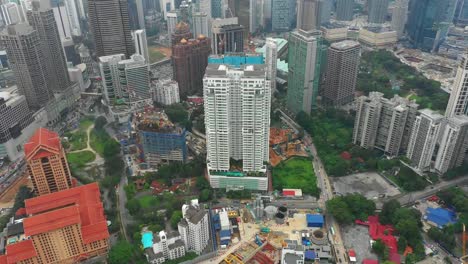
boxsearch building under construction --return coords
[133,107,187,166]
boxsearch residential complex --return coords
[88,0,135,58]
[322,40,360,106]
[446,50,468,117]
[353,92,418,157]
[134,109,187,165]
[204,56,270,191]
[143,230,186,263]
[178,200,210,255]
[0,183,109,263]
[407,109,445,172]
[287,29,322,114]
[152,79,180,106]
[435,115,468,174]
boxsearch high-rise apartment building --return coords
[119,54,150,102]
[88,0,135,58]
[1,2,23,25]
[0,23,53,109]
[297,0,319,31]
[152,79,180,105]
[446,51,468,118]
[172,35,211,98]
[287,29,321,114]
[178,199,210,255]
[192,11,209,37]
[406,0,457,52]
[272,0,289,31]
[434,115,468,174]
[211,18,244,54]
[391,0,409,38]
[407,109,445,172]
[336,0,354,21]
[322,40,360,106]
[368,0,389,24]
[265,38,278,93]
[204,57,270,190]
[353,92,418,157]
[99,54,128,104]
[134,29,149,63]
[24,128,72,196]
[27,0,71,92]
[172,21,192,46]
[0,183,109,263]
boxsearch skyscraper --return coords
[391,0,409,38]
[406,0,457,52]
[172,35,211,97]
[134,29,149,63]
[368,0,389,24]
[192,11,209,37]
[317,0,332,25]
[455,0,468,26]
[211,0,227,18]
[336,0,354,21]
[64,0,82,36]
[287,29,321,114]
[160,0,176,20]
[119,54,150,102]
[272,0,290,31]
[99,54,128,104]
[1,2,23,25]
[27,0,71,92]
[353,92,418,157]
[322,40,360,106]
[249,0,264,33]
[407,109,445,172]
[434,115,468,174]
[204,57,270,190]
[172,21,192,46]
[297,0,319,31]
[265,38,278,93]
[211,18,244,54]
[446,51,468,118]
[0,23,52,109]
[167,10,179,36]
[24,128,72,196]
[128,0,145,29]
[88,0,135,58]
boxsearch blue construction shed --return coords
[307,214,324,228]
[305,250,317,260]
[425,207,457,228]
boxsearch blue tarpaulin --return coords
[305,250,316,260]
[425,207,457,228]
[307,214,324,228]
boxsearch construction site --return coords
[269,128,309,167]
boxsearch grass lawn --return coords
[272,157,319,197]
[138,195,159,209]
[90,129,109,156]
[149,49,166,63]
[67,151,96,168]
[79,117,94,130]
[69,131,87,151]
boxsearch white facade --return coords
[391,0,408,38]
[407,109,445,172]
[134,29,150,63]
[52,4,72,39]
[167,10,178,36]
[1,3,23,25]
[192,12,209,37]
[118,54,150,102]
[178,200,210,255]
[151,231,186,261]
[204,64,271,174]
[99,54,127,104]
[160,0,175,20]
[265,38,278,93]
[152,79,180,105]
[64,0,81,36]
[446,51,468,118]
[249,0,264,33]
[434,115,468,174]
[68,63,91,91]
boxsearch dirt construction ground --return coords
[0,174,31,208]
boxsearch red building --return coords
[172,35,211,98]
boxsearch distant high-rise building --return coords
[1,2,23,25]
[455,0,468,26]
[178,200,210,254]
[249,0,264,33]
[317,0,332,25]
[88,0,135,58]
[192,11,209,37]
[391,0,409,38]
[288,0,296,27]
[434,115,468,174]
[64,0,82,36]
[287,29,321,114]
[297,0,319,31]
[62,37,81,65]
[172,21,192,46]
[336,0,354,21]
[160,0,176,20]
[446,51,468,118]
[211,18,244,54]
[406,0,457,52]
[0,23,53,109]
[211,0,227,18]
[204,56,270,191]
[152,79,180,105]
[172,35,211,97]
[79,44,95,76]
[368,0,389,24]
[407,109,445,172]
[353,92,418,157]
[265,38,278,93]
[134,29,150,63]
[199,0,211,19]
[27,0,71,92]
[52,2,72,39]
[322,40,360,106]
[24,128,72,196]
[128,0,145,29]
[272,0,289,31]
[99,54,128,104]
[167,10,179,36]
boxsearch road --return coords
[116,176,130,241]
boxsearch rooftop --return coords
[24,128,61,160]
[331,40,360,50]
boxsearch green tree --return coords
[170,211,183,229]
[108,241,135,264]
[372,239,387,259]
[380,200,401,225]
[126,199,141,215]
[94,116,107,130]
[165,104,188,123]
[326,197,353,224]
[199,189,212,202]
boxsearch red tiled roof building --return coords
[24,128,72,196]
[0,183,109,264]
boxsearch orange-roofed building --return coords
[0,183,109,264]
[24,128,72,196]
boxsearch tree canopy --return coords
[326,194,376,224]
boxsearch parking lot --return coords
[342,224,378,263]
[331,172,401,200]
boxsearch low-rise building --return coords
[358,26,397,47]
[321,23,348,42]
[143,230,186,264]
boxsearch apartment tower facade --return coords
[446,50,468,117]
